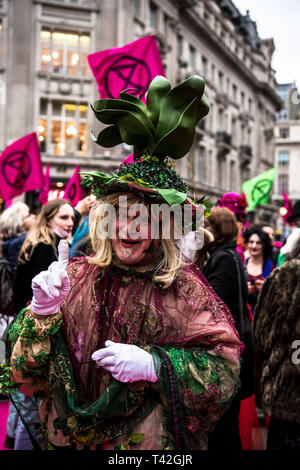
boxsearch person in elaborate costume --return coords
[2,75,242,450]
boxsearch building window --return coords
[38,100,88,156]
[279,127,289,138]
[217,108,223,132]
[189,45,195,68]
[278,151,289,167]
[201,56,207,77]
[0,20,2,63]
[232,84,237,102]
[177,35,183,57]
[230,161,236,191]
[211,64,215,84]
[48,0,92,4]
[240,91,245,108]
[149,2,158,29]
[231,117,236,145]
[217,71,223,92]
[248,97,252,113]
[133,0,141,17]
[40,29,90,76]
[197,147,205,182]
[278,174,289,193]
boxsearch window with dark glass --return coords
[149,2,158,29]
[279,127,289,138]
[278,151,289,167]
[278,174,289,193]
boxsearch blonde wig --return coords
[19,199,73,264]
[88,192,185,288]
[0,202,30,239]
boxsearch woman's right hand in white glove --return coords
[31,240,70,316]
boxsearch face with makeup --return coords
[49,203,74,238]
[111,204,160,266]
[248,233,263,258]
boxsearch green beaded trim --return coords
[8,307,62,345]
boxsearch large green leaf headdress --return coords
[81,75,211,212]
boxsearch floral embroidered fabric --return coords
[6,256,242,450]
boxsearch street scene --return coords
[0,0,299,454]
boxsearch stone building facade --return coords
[273,82,300,238]
[0,0,282,221]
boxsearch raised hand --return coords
[31,240,70,316]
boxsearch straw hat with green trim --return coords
[81,75,213,216]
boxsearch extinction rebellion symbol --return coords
[2,151,31,189]
[104,55,151,99]
[65,182,77,203]
[251,179,273,204]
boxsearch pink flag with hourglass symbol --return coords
[38,164,50,205]
[282,190,295,226]
[0,132,44,201]
[63,165,85,207]
[87,35,165,102]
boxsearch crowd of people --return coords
[0,191,299,451]
[0,74,299,451]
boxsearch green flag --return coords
[242,168,277,212]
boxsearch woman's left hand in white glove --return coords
[91,340,157,383]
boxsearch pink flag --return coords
[39,164,50,205]
[282,190,295,226]
[5,200,13,209]
[0,133,44,201]
[87,35,165,102]
[121,153,135,165]
[63,165,84,207]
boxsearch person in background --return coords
[0,202,36,449]
[278,200,300,267]
[196,207,255,450]
[254,237,300,449]
[0,202,36,281]
[243,227,274,318]
[71,194,94,240]
[69,195,96,258]
[10,199,74,450]
[259,224,280,266]
[14,199,74,314]
[216,192,248,263]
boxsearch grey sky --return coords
[233,0,300,87]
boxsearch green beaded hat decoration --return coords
[81,75,212,212]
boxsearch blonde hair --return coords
[19,199,73,264]
[0,202,30,238]
[88,192,184,288]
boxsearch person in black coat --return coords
[0,202,36,281]
[196,207,255,450]
[10,199,74,451]
[14,199,75,314]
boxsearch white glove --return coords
[31,240,70,316]
[91,340,157,383]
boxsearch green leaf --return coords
[120,90,148,114]
[91,125,123,148]
[129,432,144,444]
[117,111,156,151]
[151,76,209,159]
[156,188,187,206]
[92,99,155,134]
[145,75,171,127]
[80,171,114,183]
